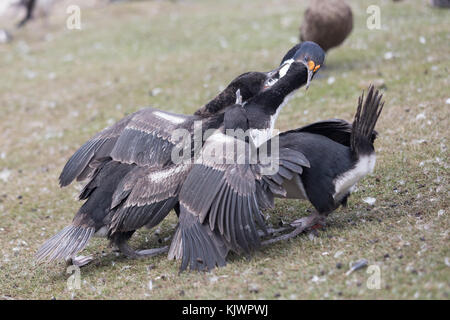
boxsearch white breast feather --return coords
[333,154,376,200]
[250,91,296,147]
[249,128,272,148]
[279,59,294,78]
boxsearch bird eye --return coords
[268,78,277,86]
[263,77,278,90]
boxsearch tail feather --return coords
[168,226,182,261]
[35,225,94,262]
[351,85,384,156]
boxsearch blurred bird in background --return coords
[0,0,55,28]
[429,0,450,8]
[17,0,36,28]
[300,0,353,52]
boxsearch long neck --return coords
[250,63,307,113]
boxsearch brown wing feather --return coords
[173,133,266,271]
[59,108,195,187]
[109,163,192,233]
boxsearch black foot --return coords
[136,246,169,257]
[262,213,326,246]
[257,226,294,238]
[117,239,168,259]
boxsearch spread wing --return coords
[169,132,310,271]
[171,132,264,271]
[59,107,196,187]
[258,146,310,200]
[108,162,192,234]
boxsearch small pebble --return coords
[384,52,394,60]
[248,283,260,293]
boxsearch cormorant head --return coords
[291,41,325,89]
[265,41,325,90]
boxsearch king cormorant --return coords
[263,85,384,245]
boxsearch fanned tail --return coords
[351,85,384,156]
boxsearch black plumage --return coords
[194,72,268,117]
[36,43,322,265]
[172,85,383,271]
[265,85,384,244]
[170,42,325,271]
[37,107,229,263]
[168,132,310,271]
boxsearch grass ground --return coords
[0,0,448,300]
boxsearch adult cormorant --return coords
[170,85,383,271]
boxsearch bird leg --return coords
[262,212,326,246]
[66,255,94,267]
[117,239,140,259]
[116,236,169,259]
[135,246,169,257]
[290,214,326,229]
[258,226,295,238]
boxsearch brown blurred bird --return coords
[430,0,450,8]
[300,0,353,52]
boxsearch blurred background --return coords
[0,0,448,299]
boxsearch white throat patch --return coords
[279,59,294,78]
[249,91,295,148]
